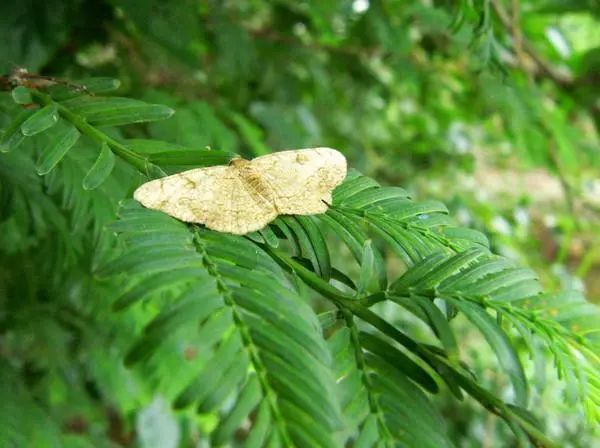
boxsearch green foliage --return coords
[1,79,598,446]
[1,1,599,447]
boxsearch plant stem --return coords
[30,90,166,179]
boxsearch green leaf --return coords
[0,110,34,153]
[417,248,486,289]
[459,268,539,298]
[0,366,63,448]
[48,77,121,100]
[407,213,453,228]
[60,97,174,127]
[448,299,529,407]
[359,331,439,393]
[356,240,385,296]
[258,225,279,248]
[318,310,340,330]
[379,199,448,220]
[82,142,116,190]
[333,175,380,205]
[113,267,204,310]
[271,219,301,255]
[11,86,32,104]
[125,293,223,365]
[341,186,410,209]
[245,314,332,378]
[233,290,331,364]
[197,351,249,412]
[244,402,271,447]
[202,232,279,272]
[295,216,331,280]
[258,351,339,430]
[35,122,80,175]
[363,216,415,265]
[77,77,121,93]
[108,250,202,279]
[229,112,270,156]
[280,401,338,447]
[111,203,190,238]
[103,207,344,445]
[21,104,59,136]
[328,326,451,447]
[346,303,419,353]
[280,216,326,277]
[148,150,232,167]
[411,295,459,363]
[439,258,514,291]
[211,375,262,445]
[174,332,243,409]
[389,248,487,296]
[354,415,379,448]
[534,291,600,337]
[357,240,375,296]
[489,279,543,303]
[321,209,368,261]
[370,361,453,448]
[442,227,490,248]
[389,252,450,294]
[126,139,233,166]
[144,286,222,337]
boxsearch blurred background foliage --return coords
[1,0,598,446]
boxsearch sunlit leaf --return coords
[36,121,80,175]
[60,97,174,126]
[21,104,58,136]
[83,142,116,190]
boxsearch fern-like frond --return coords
[0,364,62,448]
[382,249,600,423]
[102,202,343,446]
[3,80,597,447]
[327,313,453,447]
[259,172,597,442]
[0,148,71,257]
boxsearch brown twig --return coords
[490,0,573,86]
[509,0,531,80]
[0,67,92,94]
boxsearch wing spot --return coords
[183,176,197,189]
[296,153,309,163]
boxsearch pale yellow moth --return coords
[133,148,347,235]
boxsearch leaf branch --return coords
[192,230,296,447]
[29,90,166,178]
[264,244,557,445]
[341,308,396,446]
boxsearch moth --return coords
[134,147,347,235]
